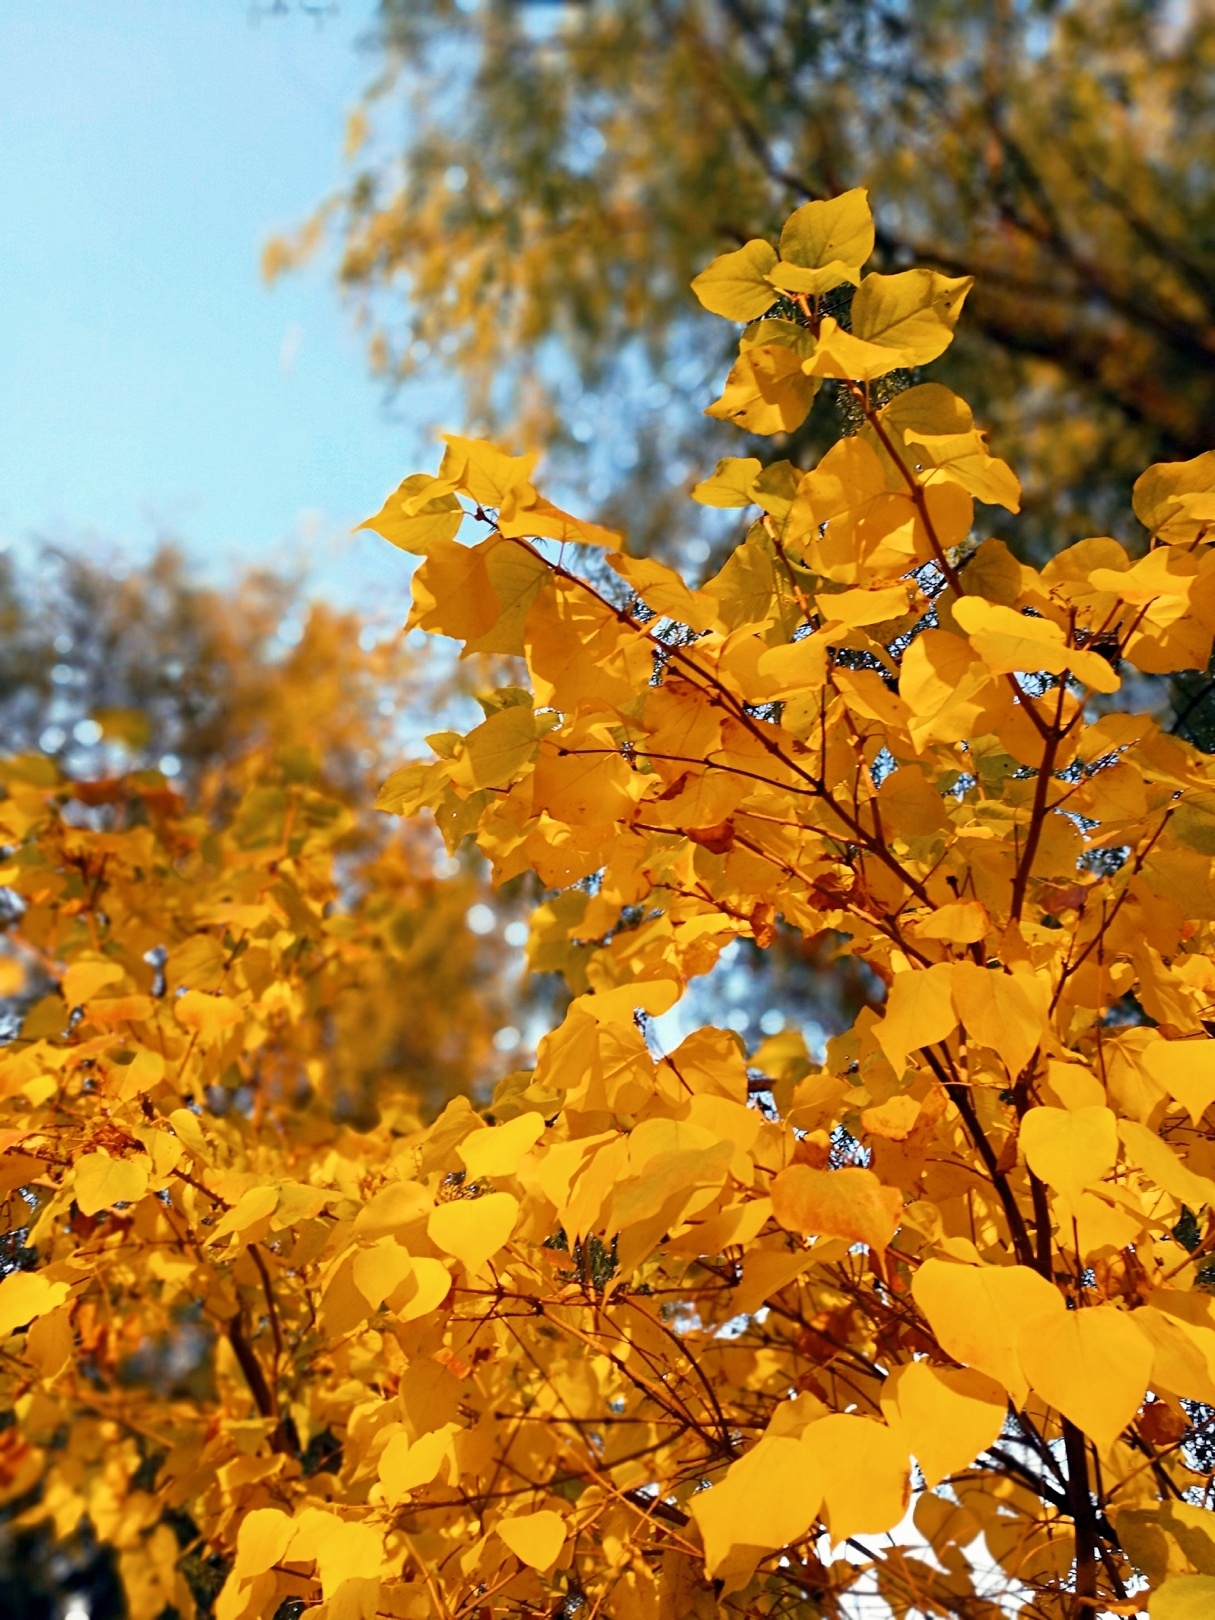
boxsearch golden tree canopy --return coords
[7,189,1215,1618]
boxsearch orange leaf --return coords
[771,1165,902,1252]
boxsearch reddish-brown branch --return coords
[1063,1418,1099,1614]
[1009,679,1070,922]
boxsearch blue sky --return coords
[0,0,442,610]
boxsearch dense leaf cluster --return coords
[7,192,1215,1619]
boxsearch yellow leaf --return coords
[850,268,973,364]
[351,1239,416,1309]
[951,964,1047,1078]
[1044,1060,1106,1111]
[283,1507,336,1568]
[802,1414,910,1543]
[25,1305,72,1379]
[1133,449,1215,545]
[691,239,779,321]
[861,1093,925,1143]
[607,1135,732,1235]
[951,596,1120,693]
[771,1164,902,1252]
[174,990,243,1044]
[272,1181,333,1226]
[499,486,621,548]
[754,634,830,699]
[666,1195,772,1256]
[1143,1039,1215,1125]
[686,1092,761,1169]
[438,434,538,507]
[496,1510,566,1571]
[778,188,874,274]
[608,551,720,632]
[427,1191,519,1274]
[75,1150,150,1216]
[833,668,911,734]
[732,1247,814,1315]
[86,992,155,1027]
[0,1270,70,1340]
[874,962,957,1073]
[788,433,935,580]
[740,315,817,358]
[751,458,803,518]
[1089,546,1198,607]
[208,1184,281,1246]
[1150,1577,1215,1620]
[1016,1305,1152,1451]
[374,761,440,817]
[950,597,1063,664]
[62,960,124,1007]
[392,1256,451,1321]
[354,1180,433,1239]
[904,427,1021,512]
[233,1507,295,1579]
[312,1519,384,1600]
[1039,536,1131,612]
[1055,1189,1146,1259]
[573,979,681,1024]
[876,766,949,837]
[881,1362,1006,1488]
[1120,1119,1215,1208]
[802,314,909,381]
[406,535,501,644]
[378,1423,459,1503]
[217,1567,265,1617]
[912,1258,1063,1405]
[357,471,464,554]
[449,705,551,791]
[463,535,552,656]
[525,578,654,712]
[914,900,989,944]
[458,1113,545,1180]
[166,935,227,993]
[705,344,819,435]
[690,1435,823,1578]
[690,456,762,508]
[874,380,975,443]
[766,258,859,296]
[962,536,1034,604]
[1019,1105,1118,1201]
[815,584,911,628]
[899,627,1001,749]
[168,1107,211,1164]
[532,742,641,826]
[752,1027,812,1084]
[1133,1305,1215,1405]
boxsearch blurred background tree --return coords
[0,546,516,1618]
[0,540,518,1105]
[270,0,1215,566]
[0,545,386,790]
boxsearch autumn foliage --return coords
[283,0,1215,566]
[7,190,1215,1618]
